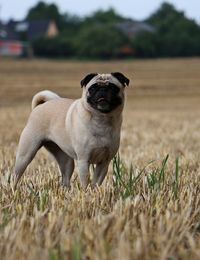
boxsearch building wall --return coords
[46,22,58,38]
[0,40,23,56]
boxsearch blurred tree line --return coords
[26,1,200,59]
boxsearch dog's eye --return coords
[90,86,96,91]
[110,84,120,93]
[88,84,98,94]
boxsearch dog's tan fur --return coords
[14,73,129,189]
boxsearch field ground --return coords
[0,58,200,259]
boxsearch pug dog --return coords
[13,72,129,189]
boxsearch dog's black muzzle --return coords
[87,83,122,113]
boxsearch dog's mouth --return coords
[96,98,110,112]
[87,95,122,113]
[97,97,105,102]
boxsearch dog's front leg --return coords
[77,160,90,189]
[92,161,110,187]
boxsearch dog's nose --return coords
[100,86,108,92]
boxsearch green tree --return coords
[61,13,82,37]
[133,32,158,57]
[144,2,200,57]
[82,8,124,26]
[73,9,129,59]
[32,36,75,57]
[28,2,200,58]
[74,25,130,59]
[26,1,64,29]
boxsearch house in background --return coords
[0,22,25,57]
[13,20,58,41]
[115,20,155,39]
[114,19,155,56]
[0,20,58,57]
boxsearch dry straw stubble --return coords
[0,58,200,259]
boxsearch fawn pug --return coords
[14,72,129,189]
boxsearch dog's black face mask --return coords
[87,83,122,113]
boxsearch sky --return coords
[0,0,199,23]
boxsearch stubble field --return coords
[0,58,200,260]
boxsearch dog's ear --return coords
[80,73,98,87]
[111,72,130,87]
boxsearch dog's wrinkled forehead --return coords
[87,74,122,88]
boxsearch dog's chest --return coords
[87,125,119,163]
[89,146,110,164]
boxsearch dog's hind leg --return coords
[44,141,74,188]
[14,126,43,189]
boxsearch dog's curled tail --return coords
[32,90,60,110]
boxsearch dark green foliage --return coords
[82,8,124,27]
[26,1,200,58]
[134,2,200,57]
[113,154,181,200]
[26,1,65,30]
[61,14,82,37]
[32,36,75,58]
[146,155,169,191]
[27,3,129,59]
[74,25,130,59]
[113,153,153,199]
[172,158,179,199]
[132,32,158,57]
